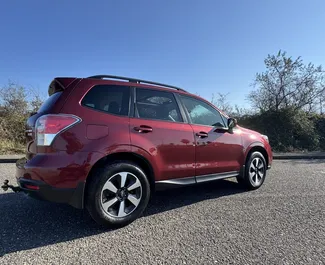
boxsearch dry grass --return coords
[0,139,25,154]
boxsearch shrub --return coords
[238,108,320,152]
[310,114,325,150]
[0,82,45,154]
[0,114,28,145]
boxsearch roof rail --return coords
[87,75,187,92]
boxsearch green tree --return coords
[248,50,325,113]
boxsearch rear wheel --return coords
[86,161,150,228]
[237,151,267,190]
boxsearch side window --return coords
[135,88,182,122]
[180,95,225,127]
[81,85,130,116]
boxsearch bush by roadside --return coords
[0,81,44,154]
[0,139,25,154]
[311,114,325,151]
[237,108,325,152]
[0,115,27,154]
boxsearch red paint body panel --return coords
[16,151,104,188]
[190,124,244,176]
[86,125,109,140]
[130,118,195,181]
[239,126,273,166]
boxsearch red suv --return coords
[12,75,272,227]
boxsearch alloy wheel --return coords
[248,157,265,187]
[100,172,142,218]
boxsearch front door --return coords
[178,94,243,178]
[130,87,196,182]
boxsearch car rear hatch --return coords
[25,78,80,157]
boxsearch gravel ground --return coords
[0,160,325,265]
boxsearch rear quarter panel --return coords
[53,79,131,155]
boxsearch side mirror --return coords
[227,118,237,129]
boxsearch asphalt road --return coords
[0,160,325,265]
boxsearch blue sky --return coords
[0,0,324,108]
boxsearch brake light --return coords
[24,184,40,190]
[36,114,81,146]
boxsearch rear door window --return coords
[135,88,183,122]
[81,85,131,116]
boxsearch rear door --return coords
[178,94,243,178]
[130,87,195,182]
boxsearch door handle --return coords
[134,125,153,133]
[196,131,208,138]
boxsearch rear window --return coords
[38,92,63,113]
[81,85,130,116]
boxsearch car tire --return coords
[86,161,151,228]
[238,151,267,190]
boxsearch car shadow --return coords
[0,179,246,256]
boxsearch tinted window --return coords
[135,88,182,122]
[221,114,228,126]
[38,92,62,113]
[81,85,130,116]
[180,95,225,127]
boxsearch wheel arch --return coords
[85,152,156,199]
[244,143,269,167]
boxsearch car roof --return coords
[86,75,188,93]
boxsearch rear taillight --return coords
[35,114,81,146]
[24,184,40,190]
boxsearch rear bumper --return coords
[15,154,93,209]
[17,177,85,209]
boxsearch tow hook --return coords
[1,180,21,193]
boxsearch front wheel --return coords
[86,161,151,228]
[237,151,267,190]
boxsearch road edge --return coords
[272,155,325,160]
